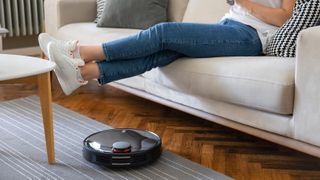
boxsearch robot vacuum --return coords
[83,128,162,167]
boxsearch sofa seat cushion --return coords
[56,23,141,44]
[143,56,295,114]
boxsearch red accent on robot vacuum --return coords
[112,148,131,153]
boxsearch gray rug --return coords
[0,96,231,180]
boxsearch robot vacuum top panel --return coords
[84,129,161,153]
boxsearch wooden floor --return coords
[1,77,320,180]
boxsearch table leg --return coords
[37,72,55,164]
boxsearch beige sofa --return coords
[45,0,320,157]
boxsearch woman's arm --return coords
[236,0,295,27]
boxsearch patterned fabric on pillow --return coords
[94,0,106,23]
[266,0,320,57]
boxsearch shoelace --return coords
[59,40,85,67]
[60,40,87,85]
[64,40,78,58]
[68,58,86,85]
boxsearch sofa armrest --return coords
[293,26,320,147]
[44,0,96,36]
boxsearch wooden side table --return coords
[0,54,56,164]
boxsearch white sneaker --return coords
[38,33,85,66]
[48,42,86,95]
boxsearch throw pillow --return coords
[266,0,320,57]
[94,0,106,23]
[97,0,168,29]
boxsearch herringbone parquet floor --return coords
[1,77,320,180]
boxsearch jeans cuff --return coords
[96,61,108,85]
[102,43,112,61]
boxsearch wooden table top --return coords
[0,54,56,81]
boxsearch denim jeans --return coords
[97,19,262,85]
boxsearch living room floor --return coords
[1,75,320,180]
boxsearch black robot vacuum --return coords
[83,128,162,167]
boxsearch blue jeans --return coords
[97,19,262,85]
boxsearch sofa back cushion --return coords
[182,0,229,23]
[168,0,189,22]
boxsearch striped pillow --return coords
[266,0,320,57]
[94,0,106,23]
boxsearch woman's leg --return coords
[77,20,262,63]
[80,50,183,85]
[93,20,262,62]
[79,45,105,63]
